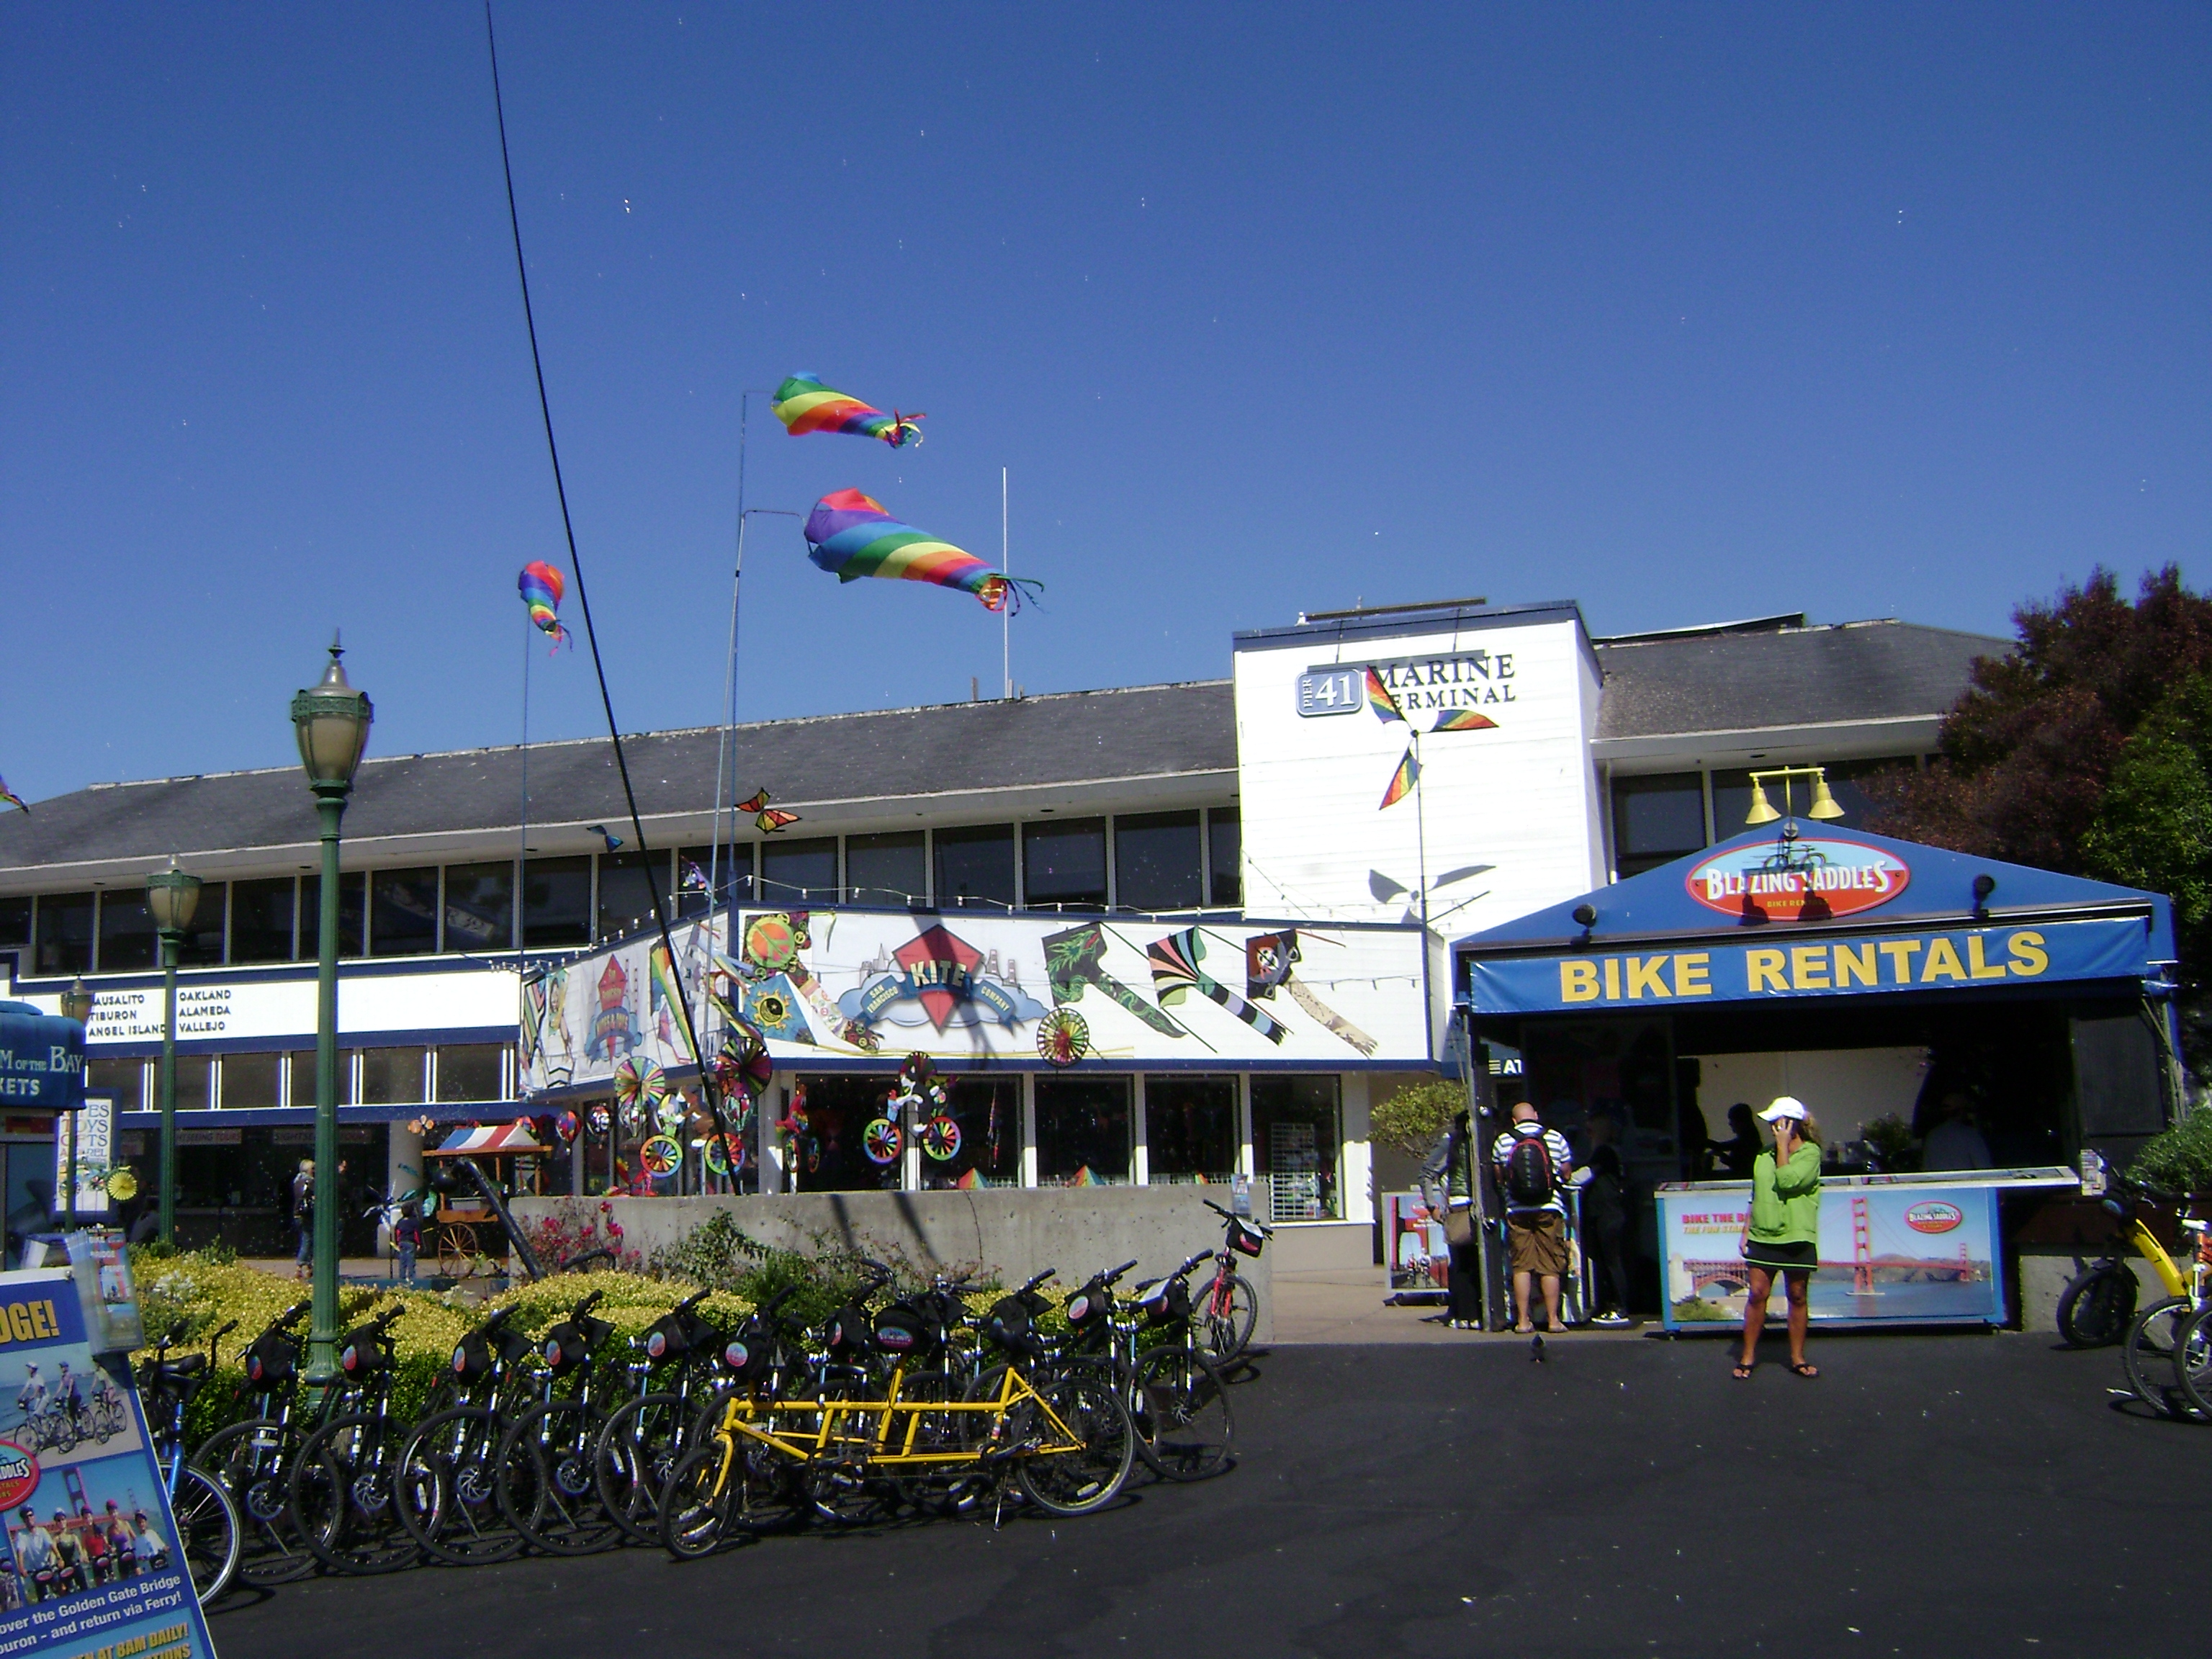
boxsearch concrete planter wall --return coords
[509,1187,1272,1342]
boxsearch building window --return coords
[285,1051,318,1107]
[96,890,157,972]
[371,868,440,957]
[1251,1074,1341,1221]
[595,852,662,942]
[760,838,839,905]
[87,1058,145,1113]
[935,824,1015,909]
[1023,819,1107,912]
[230,878,296,964]
[1710,757,1915,839]
[356,1048,426,1106]
[221,1051,282,1108]
[845,832,927,907]
[1115,812,1203,912]
[444,862,515,953]
[523,857,593,949]
[436,1045,507,1103]
[1144,1075,1238,1184]
[1610,773,1706,878]
[302,872,367,958]
[1208,809,1241,908]
[35,892,94,976]
[0,896,29,954]
[176,884,226,966]
[1035,1075,1132,1185]
[676,844,750,916]
[788,1074,899,1192]
[916,1078,1021,1189]
[171,1055,213,1110]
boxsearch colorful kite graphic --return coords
[648,943,693,1061]
[1043,923,1184,1038]
[0,775,27,814]
[518,561,571,651]
[804,489,1041,613]
[1245,930,1377,1056]
[772,373,925,449]
[1364,667,1406,724]
[735,789,799,834]
[1430,709,1498,732]
[1378,745,1420,810]
[1147,928,1287,1044]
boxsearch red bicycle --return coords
[1197,1200,1272,1362]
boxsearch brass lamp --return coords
[1744,765,1845,826]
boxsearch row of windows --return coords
[85,1044,513,1112]
[1609,758,1920,879]
[0,809,1241,974]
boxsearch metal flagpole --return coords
[1002,467,1010,699]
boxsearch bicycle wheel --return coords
[2175,1300,2212,1421]
[398,1406,526,1565]
[289,1412,423,1575]
[497,1401,622,1556]
[196,1417,325,1586]
[660,1439,739,1560]
[888,1370,992,1519]
[1130,1344,1234,1481]
[2056,1264,2136,1349]
[595,1392,693,1545]
[1013,1368,1133,1517]
[2120,1298,2198,1419]
[171,1464,242,1605]
[1195,1271,1259,1363]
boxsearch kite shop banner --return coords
[520,907,1429,1096]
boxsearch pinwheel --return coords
[613,1056,670,1111]
[919,1116,963,1162]
[863,1116,904,1165]
[772,372,925,448]
[1035,1007,1090,1066]
[639,1136,683,1177]
[804,490,1041,613]
[518,561,571,651]
[702,1132,747,1176]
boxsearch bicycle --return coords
[2119,1210,2211,1419]
[285,1305,422,1575]
[1061,1256,1235,1482]
[2058,1176,2195,1348]
[493,1289,624,1556]
[137,1320,243,1605]
[591,1288,729,1545]
[1196,1200,1271,1362]
[393,1304,544,1565]
[194,1299,328,1586]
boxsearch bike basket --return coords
[985,1295,1040,1356]
[1230,1221,1266,1258]
[542,1321,595,1371]
[451,1331,495,1380]
[677,1308,723,1356]
[1065,1277,1110,1328]
[1140,1277,1192,1325]
[642,1311,691,1363]
[822,1305,874,1355]
[873,1300,943,1359]
[243,1331,298,1388]
[338,1328,387,1378]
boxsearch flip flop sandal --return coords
[1788,1362,1820,1379]
[1732,1363,1755,1380]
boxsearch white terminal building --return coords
[0,601,1992,1269]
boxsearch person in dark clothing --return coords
[1712,1103,1761,1179]
[1581,1113,1635,1326]
[1419,1109,1484,1329]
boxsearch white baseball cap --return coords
[1758,1096,1807,1123]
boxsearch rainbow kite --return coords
[1431,709,1498,733]
[804,490,1041,613]
[772,374,925,448]
[1365,668,1406,724]
[518,561,571,651]
[0,775,24,814]
[1379,745,1420,809]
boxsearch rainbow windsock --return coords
[1378,745,1420,809]
[1364,667,1406,724]
[804,490,1041,612]
[1430,709,1498,732]
[518,561,570,650]
[772,374,924,447]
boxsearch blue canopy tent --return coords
[1452,825,2180,1174]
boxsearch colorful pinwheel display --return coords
[702,1132,747,1176]
[919,1116,962,1162]
[862,1116,904,1165]
[518,561,571,651]
[1035,1007,1090,1066]
[804,490,1041,613]
[613,1056,670,1110]
[772,373,925,449]
[639,1136,682,1177]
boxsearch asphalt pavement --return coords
[207,1333,2207,1658]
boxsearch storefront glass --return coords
[35,892,93,975]
[677,844,750,914]
[87,1059,144,1113]
[1023,819,1107,912]
[220,1051,281,1108]
[789,1074,899,1192]
[284,1051,315,1106]
[231,877,295,963]
[1114,813,1202,912]
[935,824,1015,909]
[1207,809,1241,907]
[444,861,514,951]
[523,857,592,948]
[595,852,661,942]
[1035,1076,1131,1185]
[96,890,157,971]
[0,896,29,956]
[357,1047,426,1106]
[762,839,839,906]
[372,868,440,957]
[846,832,927,907]
[436,1045,505,1103]
[177,883,226,966]
[1250,1074,1341,1220]
[1611,773,1705,878]
[915,1078,1020,1189]
[1143,1075,1238,1184]
[171,1055,212,1111]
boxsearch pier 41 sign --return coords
[1685,837,1910,924]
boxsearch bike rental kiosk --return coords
[1451,824,2180,1329]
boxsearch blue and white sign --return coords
[0,1007,84,1113]
[1294,667,1363,717]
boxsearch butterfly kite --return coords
[736,789,799,833]
[772,374,925,449]
[517,561,571,651]
[804,490,1041,613]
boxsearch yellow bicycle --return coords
[2057,1175,2197,1347]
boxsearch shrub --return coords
[2131,1107,2212,1195]
[1370,1078,1464,1157]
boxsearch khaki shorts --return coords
[1507,1210,1569,1277]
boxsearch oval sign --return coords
[1685,837,1910,923]
[0,1440,38,1511]
[1905,1200,1963,1235]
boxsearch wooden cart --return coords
[424,1120,547,1278]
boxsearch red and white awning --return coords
[431,1120,546,1156]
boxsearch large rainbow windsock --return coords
[518,561,570,650]
[804,490,1040,612]
[772,374,925,448]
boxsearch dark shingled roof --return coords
[0,681,1236,873]
[1591,619,2002,741]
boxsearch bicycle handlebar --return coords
[1019,1269,1057,1294]
[1101,1259,1138,1287]
[570,1288,606,1321]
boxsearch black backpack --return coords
[1505,1130,1556,1208]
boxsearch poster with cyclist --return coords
[0,1267,217,1658]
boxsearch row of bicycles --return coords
[138,1199,1270,1599]
[2056,1174,2212,1421]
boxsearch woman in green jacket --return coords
[1735,1097,1822,1380]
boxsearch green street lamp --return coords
[58,979,93,1228]
[290,635,372,1387]
[145,860,202,1246]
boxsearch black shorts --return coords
[1743,1238,1818,1272]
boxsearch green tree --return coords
[1369,1078,1465,1158]
[2080,685,2212,943]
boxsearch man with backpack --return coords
[1492,1101,1575,1334]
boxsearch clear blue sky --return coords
[4,4,2205,803]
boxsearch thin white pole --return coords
[1002,467,1011,700]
